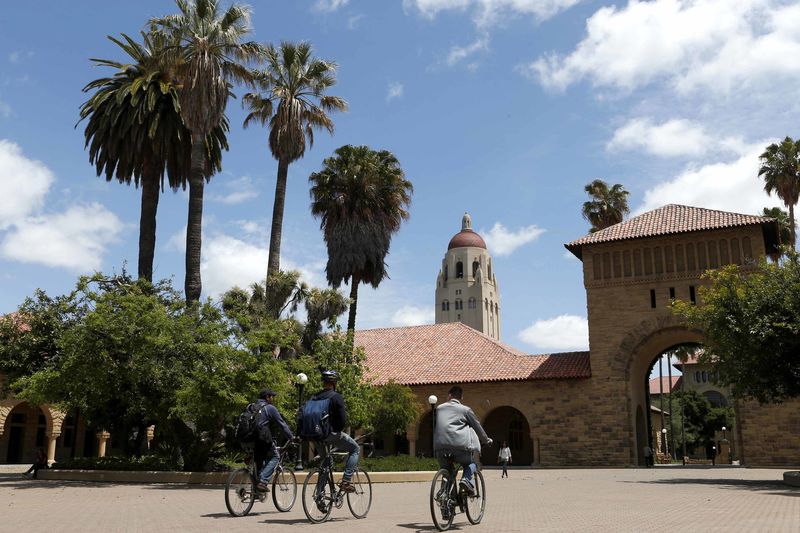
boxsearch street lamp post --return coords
[661,427,668,461]
[428,395,437,457]
[295,372,308,471]
[721,426,728,464]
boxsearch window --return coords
[644,248,653,275]
[650,289,656,309]
[444,265,448,281]
[654,247,664,274]
[593,254,602,280]
[442,300,450,311]
[675,244,685,272]
[456,261,464,278]
[665,246,674,272]
[468,298,476,309]
[488,262,492,279]
[472,261,479,278]
[695,371,700,383]
[702,371,707,383]
[689,285,696,305]
[455,299,463,310]
[613,251,622,278]
[603,252,611,279]
[623,250,632,277]
[509,415,524,450]
[669,287,675,300]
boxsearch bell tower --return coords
[435,213,501,340]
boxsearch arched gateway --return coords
[356,204,800,467]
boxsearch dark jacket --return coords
[254,399,294,445]
[309,389,347,433]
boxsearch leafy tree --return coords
[309,145,413,333]
[673,256,800,403]
[371,380,421,436]
[242,41,347,280]
[759,137,800,248]
[581,179,630,233]
[762,207,795,261]
[79,31,227,282]
[669,390,733,455]
[151,0,263,301]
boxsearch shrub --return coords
[50,455,178,471]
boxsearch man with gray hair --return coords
[434,385,492,495]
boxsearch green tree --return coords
[242,41,347,281]
[759,137,800,249]
[762,207,795,261]
[673,256,800,403]
[669,390,733,455]
[151,0,263,301]
[581,179,630,233]
[371,381,421,436]
[79,31,227,282]
[309,145,413,333]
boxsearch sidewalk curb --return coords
[38,469,436,485]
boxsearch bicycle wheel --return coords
[302,468,333,523]
[346,468,372,518]
[272,465,297,512]
[430,469,455,531]
[465,470,486,524]
[225,468,256,517]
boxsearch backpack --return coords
[234,402,272,445]
[299,394,332,439]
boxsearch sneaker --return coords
[339,480,356,493]
[257,482,270,493]
[459,478,475,496]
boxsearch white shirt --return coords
[498,447,512,461]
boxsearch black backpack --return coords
[234,403,272,445]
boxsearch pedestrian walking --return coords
[498,441,512,478]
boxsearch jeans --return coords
[258,452,280,485]
[500,459,508,477]
[435,449,476,482]
[323,431,360,481]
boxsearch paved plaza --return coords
[1,466,798,532]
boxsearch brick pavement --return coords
[1,466,798,532]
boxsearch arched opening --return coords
[455,262,464,279]
[633,335,738,466]
[1,402,46,464]
[482,406,533,465]
[472,261,479,279]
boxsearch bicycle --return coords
[429,453,486,531]
[301,434,373,523]
[224,441,298,516]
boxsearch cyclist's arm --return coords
[464,407,490,445]
[267,404,294,440]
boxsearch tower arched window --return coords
[444,265,448,281]
[456,261,464,279]
[472,261,479,278]
[455,299,463,310]
[442,300,450,311]
[468,297,476,309]
[488,262,492,279]
[485,298,489,311]
[494,303,498,315]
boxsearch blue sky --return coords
[1,0,798,358]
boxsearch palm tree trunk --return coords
[347,274,360,334]
[138,163,160,283]
[267,158,290,281]
[185,131,206,302]
[789,203,796,250]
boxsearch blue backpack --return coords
[299,395,332,439]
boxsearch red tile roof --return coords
[354,322,591,385]
[565,204,778,259]
[649,376,681,395]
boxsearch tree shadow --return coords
[637,477,799,497]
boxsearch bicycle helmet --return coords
[321,369,340,383]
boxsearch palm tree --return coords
[151,0,263,302]
[582,179,630,233]
[309,145,413,333]
[242,41,347,281]
[762,207,794,261]
[78,31,227,282]
[758,137,800,249]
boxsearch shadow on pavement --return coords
[638,477,799,497]
[396,523,460,532]
[260,517,347,525]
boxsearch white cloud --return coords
[200,233,325,298]
[386,82,404,102]
[1,204,123,272]
[446,34,489,67]
[481,222,545,256]
[209,175,259,205]
[525,0,800,94]
[391,304,435,326]
[518,314,589,351]
[313,0,349,12]
[607,118,711,158]
[404,0,582,26]
[635,142,781,216]
[0,140,53,229]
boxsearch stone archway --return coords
[0,400,65,464]
[416,410,435,458]
[482,406,533,465]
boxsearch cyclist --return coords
[434,385,492,496]
[304,370,360,493]
[254,388,294,493]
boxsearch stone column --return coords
[46,433,58,465]
[97,431,111,458]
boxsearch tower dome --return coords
[447,212,487,250]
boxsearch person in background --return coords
[498,441,512,478]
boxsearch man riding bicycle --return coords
[434,386,492,496]
[254,388,294,493]
[301,370,360,493]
